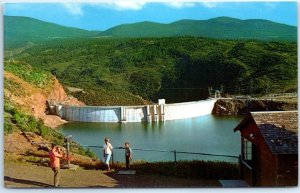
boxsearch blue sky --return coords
[4,1,297,31]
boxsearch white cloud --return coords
[73,1,147,11]
[68,1,198,11]
[201,2,217,8]
[62,3,84,16]
[98,1,196,11]
[167,2,195,9]
[102,1,146,11]
[9,1,223,14]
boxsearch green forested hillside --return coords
[10,37,297,105]
[5,16,296,50]
[4,16,100,48]
[100,17,297,41]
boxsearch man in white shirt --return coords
[103,138,113,171]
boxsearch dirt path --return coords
[4,161,220,188]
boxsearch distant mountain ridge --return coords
[100,16,297,41]
[4,16,297,48]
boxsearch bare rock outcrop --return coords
[4,71,85,128]
[212,99,297,115]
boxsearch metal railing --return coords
[4,140,240,164]
[79,145,239,163]
[265,92,297,98]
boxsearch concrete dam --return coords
[56,99,217,123]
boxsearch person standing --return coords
[124,142,132,169]
[49,144,64,187]
[103,138,113,171]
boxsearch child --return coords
[124,142,132,169]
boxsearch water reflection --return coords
[59,115,243,162]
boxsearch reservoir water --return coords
[59,115,243,163]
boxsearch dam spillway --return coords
[56,99,217,123]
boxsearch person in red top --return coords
[49,144,64,187]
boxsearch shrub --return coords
[85,148,97,159]
[28,116,38,133]
[4,115,13,134]
[13,112,28,131]
[132,160,240,180]
[4,61,53,89]
[38,124,49,138]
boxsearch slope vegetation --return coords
[13,37,297,105]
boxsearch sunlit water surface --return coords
[59,115,243,162]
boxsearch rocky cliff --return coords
[4,71,84,128]
[212,99,297,115]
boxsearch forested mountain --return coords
[10,37,297,105]
[4,16,100,48]
[100,17,297,41]
[5,15,296,49]
[4,15,297,105]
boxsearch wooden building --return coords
[234,111,298,186]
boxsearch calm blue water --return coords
[59,115,243,163]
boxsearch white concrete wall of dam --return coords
[57,99,217,123]
[163,99,216,120]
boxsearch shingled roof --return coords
[251,111,298,134]
[258,123,298,154]
[235,111,298,154]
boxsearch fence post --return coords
[238,154,242,179]
[111,152,114,168]
[174,150,177,163]
[65,138,70,167]
[67,141,70,166]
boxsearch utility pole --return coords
[208,87,212,97]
